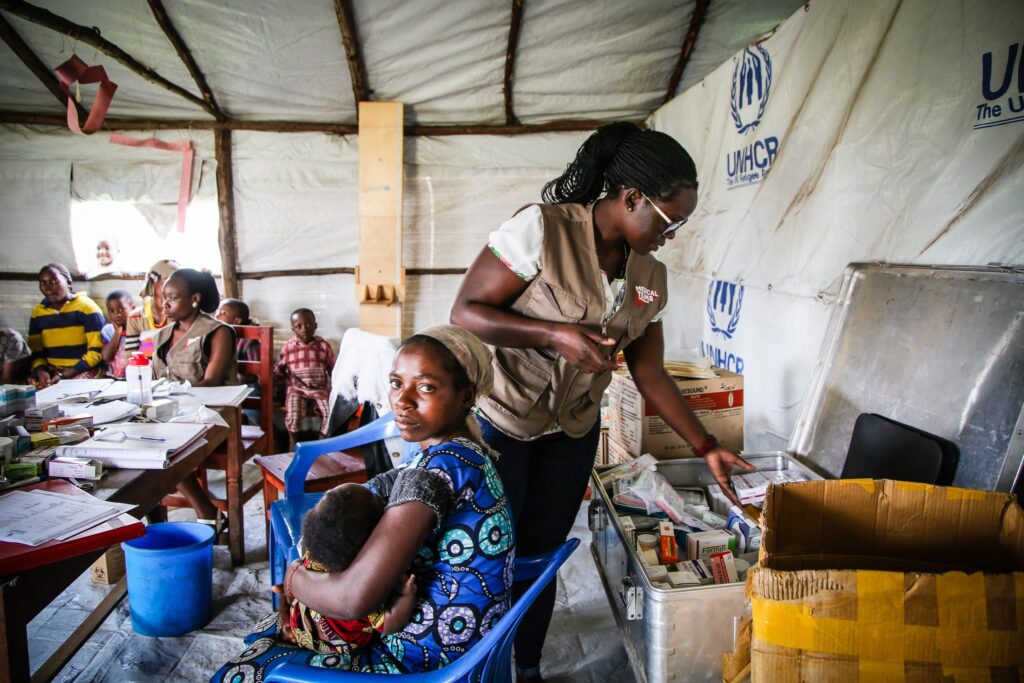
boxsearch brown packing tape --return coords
[750,567,1024,670]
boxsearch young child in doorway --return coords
[101,290,134,379]
[275,482,417,653]
[274,308,335,448]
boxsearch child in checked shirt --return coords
[274,308,336,448]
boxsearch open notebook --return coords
[54,422,207,469]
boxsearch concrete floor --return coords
[28,465,637,682]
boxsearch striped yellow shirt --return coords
[28,292,106,373]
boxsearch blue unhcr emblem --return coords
[706,280,744,339]
[730,45,772,134]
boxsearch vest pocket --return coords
[524,281,586,323]
[487,348,553,420]
[169,339,205,384]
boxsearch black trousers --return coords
[477,414,601,672]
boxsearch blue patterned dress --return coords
[212,438,514,680]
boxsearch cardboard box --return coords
[595,428,610,466]
[91,546,126,584]
[607,366,743,459]
[748,479,1024,682]
[606,435,635,465]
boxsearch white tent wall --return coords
[648,0,1024,451]
[233,131,590,343]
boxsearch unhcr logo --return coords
[706,279,744,339]
[730,45,773,134]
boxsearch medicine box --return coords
[608,366,743,459]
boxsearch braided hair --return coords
[542,122,698,205]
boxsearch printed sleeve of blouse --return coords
[385,466,455,531]
[366,468,401,499]
[486,205,544,282]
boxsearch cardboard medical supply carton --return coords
[747,479,1024,682]
[607,366,743,459]
[91,546,126,584]
[606,435,634,465]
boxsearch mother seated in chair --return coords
[212,325,515,676]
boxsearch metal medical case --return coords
[587,263,1024,682]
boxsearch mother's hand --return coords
[549,324,617,373]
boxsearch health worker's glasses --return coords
[641,193,687,236]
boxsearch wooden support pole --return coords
[357,102,404,336]
[146,0,226,121]
[214,128,240,298]
[663,0,711,105]
[332,0,368,109]
[0,111,620,136]
[0,13,88,120]
[0,0,214,116]
[503,0,525,126]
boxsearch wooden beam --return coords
[146,0,225,121]
[503,0,525,126]
[332,0,368,108]
[0,268,467,283]
[238,267,356,280]
[663,0,710,105]
[0,111,621,136]
[357,102,404,336]
[214,128,239,298]
[0,12,88,120]
[0,0,214,116]
[236,267,466,280]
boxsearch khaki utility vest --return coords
[479,203,668,440]
[152,312,238,385]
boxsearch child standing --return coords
[274,308,335,448]
[276,482,417,653]
[101,290,134,379]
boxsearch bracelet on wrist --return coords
[284,562,299,598]
[692,433,718,458]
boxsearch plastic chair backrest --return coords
[284,413,400,499]
[262,538,580,683]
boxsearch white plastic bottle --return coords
[125,352,153,405]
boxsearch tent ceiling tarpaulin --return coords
[0,0,805,125]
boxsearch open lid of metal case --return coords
[787,263,1024,493]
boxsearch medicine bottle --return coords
[125,353,153,405]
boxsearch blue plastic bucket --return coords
[122,522,215,636]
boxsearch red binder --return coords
[0,480,145,575]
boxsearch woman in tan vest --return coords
[451,122,755,683]
[152,267,238,533]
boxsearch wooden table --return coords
[0,420,228,683]
[254,450,368,526]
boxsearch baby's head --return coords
[290,308,317,343]
[216,298,252,325]
[301,483,385,572]
[105,290,134,327]
[389,325,493,448]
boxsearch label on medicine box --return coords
[49,457,104,479]
[686,530,734,562]
[709,550,739,584]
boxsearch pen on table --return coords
[128,435,166,442]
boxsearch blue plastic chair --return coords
[263,538,580,683]
[268,413,401,598]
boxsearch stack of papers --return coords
[0,489,134,546]
[35,379,115,405]
[54,422,207,469]
[69,400,141,425]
